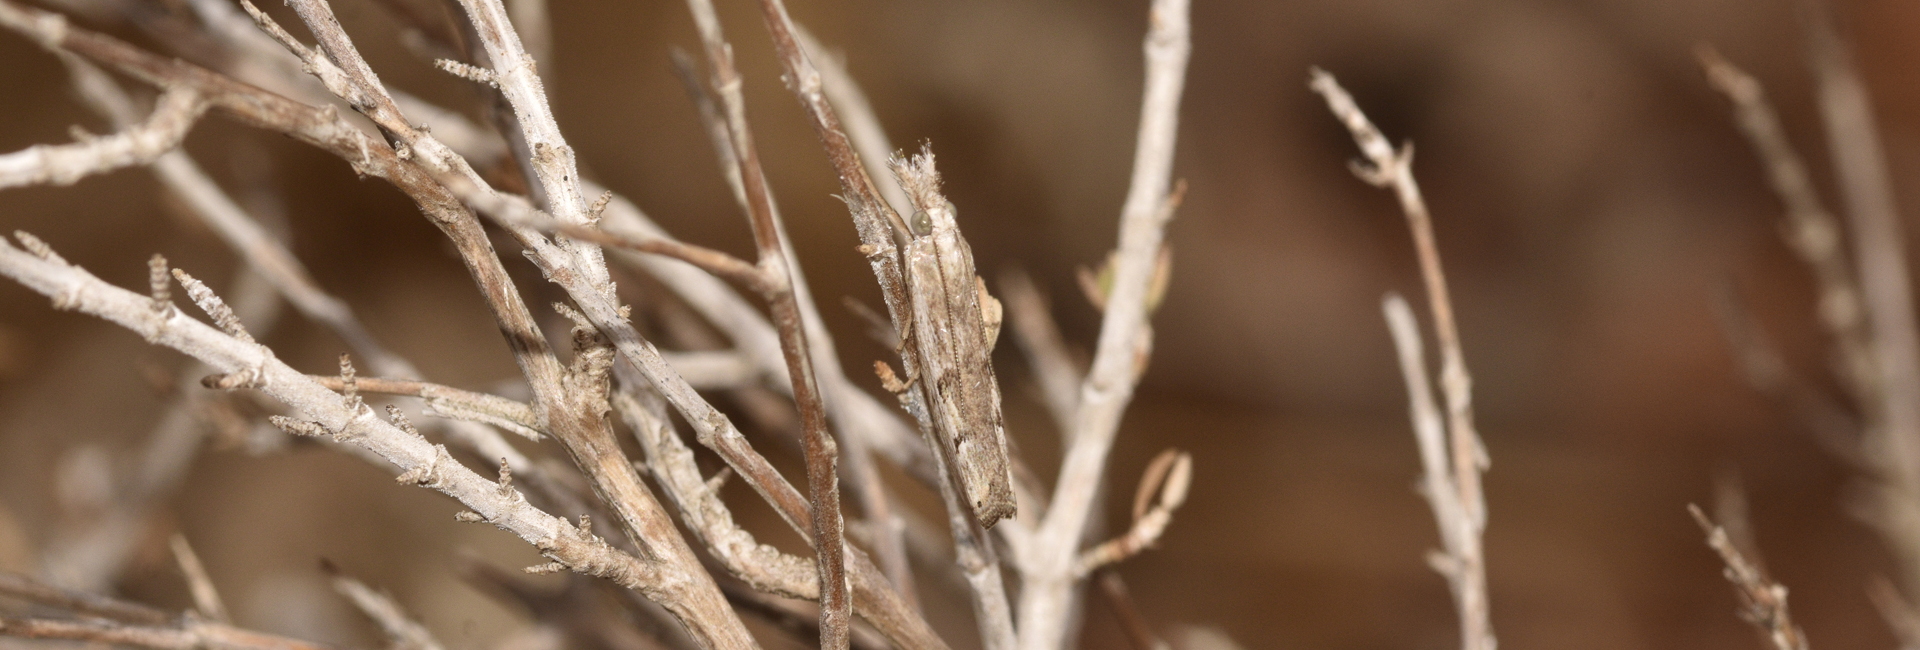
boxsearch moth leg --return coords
[874,360,915,394]
[977,276,1003,350]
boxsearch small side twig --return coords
[168,534,229,623]
[327,568,448,650]
[1689,505,1810,650]
[0,86,203,189]
[1074,449,1191,578]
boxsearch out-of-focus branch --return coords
[169,535,229,623]
[1095,572,1172,650]
[1799,0,1920,606]
[1690,505,1810,650]
[1000,269,1083,436]
[328,569,448,650]
[0,572,170,625]
[1708,286,1864,466]
[0,86,203,189]
[0,615,331,650]
[1697,46,1875,405]
[43,265,279,591]
[1316,67,1493,650]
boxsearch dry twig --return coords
[1690,505,1810,650]
[0,86,203,189]
[1313,68,1494,650]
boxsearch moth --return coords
[882,151,1017,528]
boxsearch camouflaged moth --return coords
[883,150,1016,527]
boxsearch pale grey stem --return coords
[0,236,661,602]
[613,371,819,600]
[1800,0,1920,607]
[0,86,203,189]
[505,0,550,75]
[1016,0,1188,647]
[450,0,605,282]
[59,53,535,473]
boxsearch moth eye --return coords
[943,200,958,219]
[910,209,932,236]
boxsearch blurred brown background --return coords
[1,0,1916,648]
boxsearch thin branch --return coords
[1000,269,1083,436]
[0,237,662,628]
[671,45,918,611]
[0,615,332,650]
[169,535,229,623]
[613,371,818,601]
[308,375,542,441]
[328,570,448,650]
[788,25,910,217]
[675,2,852,640]
[1016,0,1190,646]
[1690,505,1810,650]
[1696,45,1876,405]
[1094,572,1172,650]
[1799,0,1920,609]
[0,86,203,189]
[1073,449,1191,577]
[0,572,170,625]
[1315,69,1494,650]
